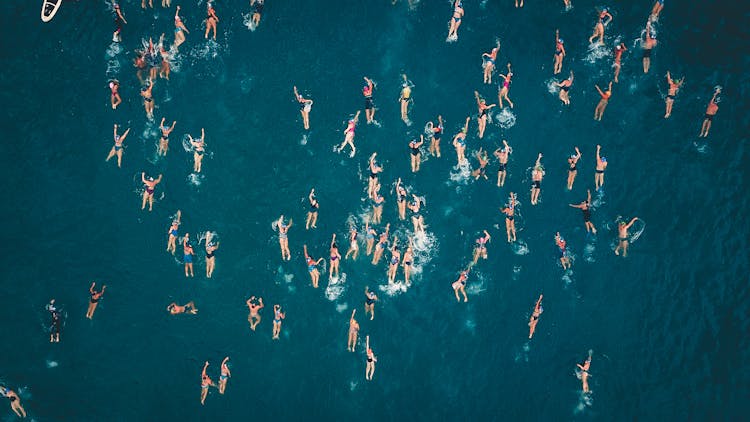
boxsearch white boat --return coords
[41,0,62,23]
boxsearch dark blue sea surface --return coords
[0,0,748,420]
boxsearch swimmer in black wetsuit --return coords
[557,70,574,105]
[474,91,496,139]
[306,188,319,229]
[46,299,62,342]
[294,86,313,130]
[471,148,490,180]
[594,145,607,190]
[0,386,26,418]
[106,124,131,168]
[493,140,512,187]
[642,21,657,74]
[86,282,106,319]
[365,336,377,380]
[664,71,684,118]
[205,232,220,278]
[530,153,544,205]
[409,135,424,172]
[429,115,444,157]
[500,192,517,242]
[364,286,378,320]
[363,77,375,124]
[189,128,206,173]
[615,217,639,257]
[569,189,597,234]
[566,146,581,190]
[251,0,264,28]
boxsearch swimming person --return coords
[699,87,721,137]
[368,153,383,199]
[345,225,360,260]
[105,124,131,168]
[303,245,324,288]
[158,34,171,80]
[471,148,490,180]
[305,188,319,230]
[362,76,376,124]
[557,71,574,105]
[576,350,593,393]
[183,234,194,277]
[553,30,566,75]
[205,2,219,40]
[498,63,514,108]
[141,79,155,119]
[493,140,512,187]
[294,86,313,130]
[172,6,189,51]
[337,111,361,157]
[365,336,377,380]
[500,192,517,242]
[615,217,639,257]
[595,145,607,190]
[482,40,500,84]
[166,210,181,254]
[472,230,491,265]
[530,153,544,205]
[555,232,571,270]
[46,299,61,342]
[474,91,496,139]
[329,234,341,279]
[371,192,385,224]
[387,240,401,284]
[189,128,206,173]
[566,146,581,190]
[0,387,27,418]
[85,282,106,319]
[141,173,163,211]
[109,79,122,109]
[158,117,177,156]
[205,232,219,278]
[569,190,596,234]
[396,178,407,220]
[402,239,415,286]
[276,215,292,261]
[218,357,230,394]
[251,0,264,28]
[429,115,444,157]
[408,194,425,235]
[347,309,359,352]
[399,74,412,124]
[447,0,464,41]
[664,71,684,118]
[593,81,612,121]
[588,8,612,45]
[372,223,390,265]
[642,21,657,73]
[365,222,377,256]
[613,43,627,83]
[528,294,543,339]
[364,286,378,320]
[452,266,470,302]
[409,135,424,172]
[200,361,215,405]
[167,302,198,314]
[246,296,264,330]
[272,304,285,340]
[452,116,471,165]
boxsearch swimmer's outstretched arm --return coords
[462,116,470,132]
[535,153,543,167]
[624,217,638,229]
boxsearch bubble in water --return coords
[449,161,472,185]
[378,282,408,296]
[187,173,203,187]
[512,241,530,255]
[325,273,347,301]
[493,108,516,129]
[46,360,58,368]
[336,303,348,313]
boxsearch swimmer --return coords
[167,301,198,314]
[402,239,415,286]
[272,304,285,340]
[553,30,566,75]
[86,282,106,319]
[105,124,131,168]
[650,0,665,21]
[205,232,219,278]
[595,145,607,190]
[642,21,657,74]
[109,80,122,109]
[294,86,313,130]
[482,40,500,84]
[530,153,544,205]
[528,294,543,339]
[364,286,378,320]
[305,188,319,230]
[615,217,639,257]
[166,210,181,254]
[205,2,219,40]
[555,232,571,270]
[399,74,412,124]
[362,77,376,124]
[218,357,230,394]
[498,63,514,108]
[429,115,444,157]
[183,234,195,277]
[396,178,407,220]
[452,116,471,165]
[337,111,361,157]
[474,91,496,139]
[593,81,612,121]
[471,147,490,180]
[303,245,324,288]
[276,215,292,261]
[141,172,163,211]
[368,153,383,198]
[613,43,627,83]
[158,117,176,156]
[329,233,341,279]
[365,221,377,256]
[493,140,512,187]
[365,335,377,380]
[500,193,517,242]
[664,71,684,118]
[371,191,385,224]
[189,128,206,173]
[172,6,189,51]
[589,8,613,45]
[141,79,155,119]
[371,223,390,265]
[472,230,491,265]
[345,225,360,260]
[347,309,359,352]
[251,0,264,28]
[451,266,470,302]
[566,146,581,190]
[200,361,215,405]
[46,299,62,342]
[133,52,147,85]
[699,88,720,137]
[408,194,425,235]
[158,34,171,79]
[387,239,401,284]
[409,135,424,172]
[246,296,264,330]
[557,71,574,105]
[447,1,464,41]
[0,387,26,418]
[577,350,593,393]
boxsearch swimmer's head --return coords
[559,39,564,44]
[148,176,154,181]
[570,154,577,159]
[601,157,607,162]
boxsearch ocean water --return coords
[0,0,748,420]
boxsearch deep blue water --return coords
[0,0,748,420]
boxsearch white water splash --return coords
[449,161,472,185]
[325,273,347,301]
[512,241,530,255]
[46,360,58,368]
[493,108,516,129]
